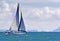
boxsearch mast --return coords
[16,3,19,27]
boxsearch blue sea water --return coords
[0,32,60,41]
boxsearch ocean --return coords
[0,32,60,41]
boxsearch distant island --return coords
[53,27,60,32]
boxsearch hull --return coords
[12,31,26,34]
[5,31,27,35]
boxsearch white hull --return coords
[12,31,26,34]
[5,31,26,35]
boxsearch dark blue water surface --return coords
[0,32,60,41]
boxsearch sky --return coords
[0,0,60,32]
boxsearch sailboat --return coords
[5,3,27,35]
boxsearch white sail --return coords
[18,12,26,32]
[11,4,19,31]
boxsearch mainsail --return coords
[18,12,26,32]
[11,4,19,31]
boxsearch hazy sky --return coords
[0,0,60,32]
